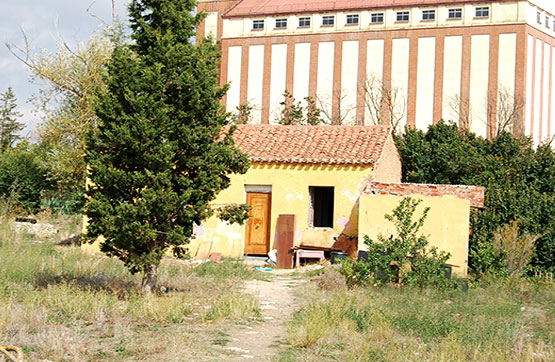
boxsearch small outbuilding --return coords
[190,124,402,257]
[359,182,485,276]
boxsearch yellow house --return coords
[189,124,402,257]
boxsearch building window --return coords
[537,11,542,24]
[275,18,287,29]
[475,7,489,18]
[308,187,334,228]
[299,17,311,27]
[252,19,264,30]
[396,11,410,22]
[422,10,435,21]
[546,16,551,28]
[322,15,335,26]
[346,14,359,25]
[371,12,384,23]
[448,8,462,19]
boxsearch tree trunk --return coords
[141,264,158,293]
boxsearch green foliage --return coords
[40,190,85,215]
[0,87,24,151]
[231,103,253,124]
[338,258,374,287]
[0,142,53,212]
[340,197,453,288]
[214,203,251,225]
[277,91,324,125]
[85,0,250,290]
[396,121,555,273]
[193,258,267,280]
[9,30,116,192]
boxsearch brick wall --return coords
[363,181,485,208]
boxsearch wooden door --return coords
[245,192,271,255]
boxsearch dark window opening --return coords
[322,15,335,26]
[448,8,462,19]
[346,14,359,25]
[475,7,489,18]
[299,17,311,27]
[309,186,334,228]
[371,13,384,23]
[252,19,264,30]
[275,18,287,28]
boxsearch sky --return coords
[0,0,131,140]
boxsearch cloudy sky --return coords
[0,0,130,139]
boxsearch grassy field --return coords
[282,269,554,361]
[0,215,264,361]
[2,214,554,361]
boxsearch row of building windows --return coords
[252,7,490,30]
[537,10,555,30]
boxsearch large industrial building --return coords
[198,0,555,145]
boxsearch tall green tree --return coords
[85,0,250,292]
[0,87,24,151]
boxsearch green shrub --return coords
[340,197,453,289]
[0,142,53,212]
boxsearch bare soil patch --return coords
[212,271,305,360]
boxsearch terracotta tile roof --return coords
[225,0,509,18]
[231,124,392,166]
[363,181,486,208]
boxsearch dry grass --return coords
[282,271,555,361]
[0,214,263,361]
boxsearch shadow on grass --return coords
[33,271,137,298]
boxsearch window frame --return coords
[475,7,490,18]
[396,11,410,22]
[308,186,335,228]
[252,19,265,30]
[275,18,287,29]
[370,12,384,24]
[448,8,463,20]
[421,9,436,21]
[298,16,311,28]
[346,14,360,25]
[546,15,551,28]
[322,15,335,26]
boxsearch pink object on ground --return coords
[296,249,325,267]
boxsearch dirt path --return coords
[218,272,304,360]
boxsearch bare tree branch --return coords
[363,74,406,134]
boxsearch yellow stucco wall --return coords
[190,163,375,257]
[358,194,470,276]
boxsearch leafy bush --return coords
[396,122,555,273]
[0,142,53,212]
[340,197,453,289]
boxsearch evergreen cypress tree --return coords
[85,0,250,292]
[0,87,24,151]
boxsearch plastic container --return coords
[331,251,348,264]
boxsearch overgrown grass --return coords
[0,214,262,361]
[284,274,554,361]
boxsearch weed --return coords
[193,258,268,280]
[285,277,554,361]
[312,267,346,291]
[0,214,262,361]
